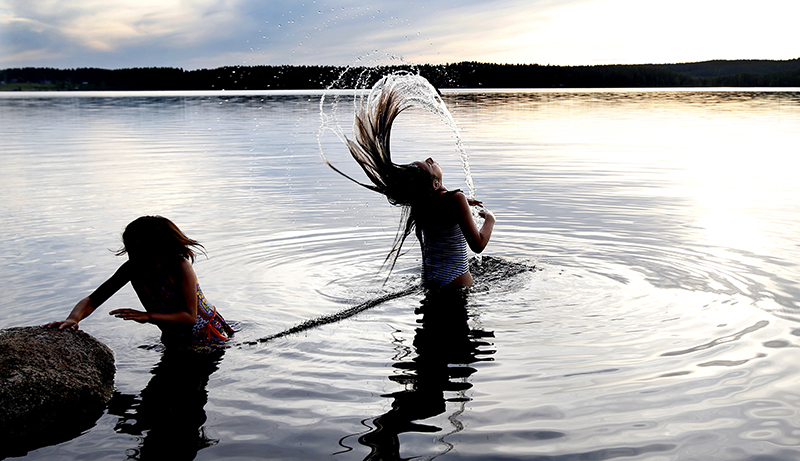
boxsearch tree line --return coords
[2,59,799,91]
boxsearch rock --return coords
[0,326,115,457]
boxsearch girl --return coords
[45,216,233,348]
[325,75,495,288]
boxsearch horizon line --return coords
[4,57,800,72]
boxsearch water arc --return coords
[318,71,476,199]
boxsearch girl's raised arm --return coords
[453,192,496,253]
[44,262,133,330]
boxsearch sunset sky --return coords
[2,0,798,70]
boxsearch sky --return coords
[1,0,798,70]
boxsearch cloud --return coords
[1,0,798,70]
[237,0,553,66]
[3,0,548,68]
[1,18,65,55]
[1,0,252,68]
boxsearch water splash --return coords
[239,256,534,346]
[318,61,476,199]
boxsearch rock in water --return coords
[0,326,115,456]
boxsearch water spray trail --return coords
[240,286,420,346]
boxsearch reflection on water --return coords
[353,288,494,460]
[107,348,224,460]
[2,89,800,460]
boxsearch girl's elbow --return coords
[172,311,196,324]
[469,242,488,253]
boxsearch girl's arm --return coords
[109,259,197,325]
[44,262,132,330]
[453,192,496,253]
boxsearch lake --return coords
[2,87,800,460]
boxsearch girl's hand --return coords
[42,319,79,330]
[109,308,151,324]
[454,192,495,253]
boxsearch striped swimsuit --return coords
[420,223,470,287]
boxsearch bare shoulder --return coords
[448,190,470,209]
[114,260,134,278]
[446,189,468,203]
[446,190,473,223]
[179,257,196,274]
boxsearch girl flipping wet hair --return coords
[45,216,233,348]
[325,74,495,288]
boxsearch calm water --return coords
[2,88,800,460]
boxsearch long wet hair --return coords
[324,81,436,274]
[116,216,205,265]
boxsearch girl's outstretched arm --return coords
[453,192,495,253]
[109,259,197,325]
[44,262,132,330]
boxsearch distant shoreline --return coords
[3,59,800,91]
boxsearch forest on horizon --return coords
[2,59,800,91]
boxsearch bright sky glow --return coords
[1,0,798,69]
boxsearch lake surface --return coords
[2,87,800,460]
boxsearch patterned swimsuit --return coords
[140,272,233,347]
[191,282,233,344]
[420,223,470,288]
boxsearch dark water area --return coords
[1,88,800,459]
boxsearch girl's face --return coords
[414,158,443,189]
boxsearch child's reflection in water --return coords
[357,288,495,460]
[107,348,225,461]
